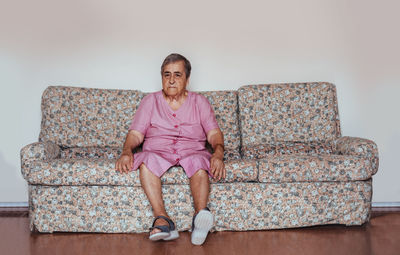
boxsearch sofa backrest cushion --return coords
[39,86,144,147]
[238,82,341,148]
[197,91,240,154]
[39,86,241,156]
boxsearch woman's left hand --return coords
[210,155,225,181]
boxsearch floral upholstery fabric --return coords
[61,146,124,159]
[39,86,241,158]
[333,136,379,175]
[61,145,240,161]
[241,141,334,159]
[25,158,257,186]
[39,86,144,147]
[29,180,371,233]
[238,82,341,146]
[21,84,378,233]
[257,154,374,183]
[197,91,240,153]
[20,142,61,180]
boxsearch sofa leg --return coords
[30,222,39,233]
[29,214,40,233]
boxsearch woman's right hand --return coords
[115,153,134,174]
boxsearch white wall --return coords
[1,0,399,203]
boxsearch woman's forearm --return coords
[212,144,224,159]
[207,129,224,159]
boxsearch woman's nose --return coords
[169,76,175,84]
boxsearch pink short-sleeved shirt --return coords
[129,90,220,178]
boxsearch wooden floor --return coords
[1,209,400,255]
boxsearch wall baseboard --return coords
[371,202,400,207]
[0,202,28,207]
[0,204,29,217]
[371,202,400,212]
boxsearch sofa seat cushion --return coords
[61,146,122,159]
[241,141,334,159]
[26,158,257,186]
[258,154,374,183]
[61,146,240,161]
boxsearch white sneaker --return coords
[191,208,214,245]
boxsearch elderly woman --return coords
[115,53,225,245]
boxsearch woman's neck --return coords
[162,90,188,104]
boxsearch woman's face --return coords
[162,60,189,98]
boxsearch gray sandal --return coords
[149,216,179,241]
[191,207,214,245]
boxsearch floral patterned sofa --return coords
[20,82,379,233]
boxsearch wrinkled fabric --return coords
[129,90,220,177]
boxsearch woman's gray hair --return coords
[161,53,191,78]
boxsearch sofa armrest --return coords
[20,141,61,180]
[333,136,379,175]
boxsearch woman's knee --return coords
[139,163,147,171]
[139,163,147,175]
[139,163,159,180]
[190,169,209,180]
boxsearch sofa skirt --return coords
[28,180,372,233]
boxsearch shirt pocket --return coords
[181,121,206,140]
[147,120,175,137]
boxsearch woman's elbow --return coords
[128,129,144,144]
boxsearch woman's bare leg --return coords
[139,163,169,235]
[189,169,210,214]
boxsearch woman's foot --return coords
[150,217,169,235]
[191,208,214,245]
[149,216,179,241]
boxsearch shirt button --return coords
[172,114,176,117]
[174,125,178,128]
[173,140,177,144]
[173,149,177,154]
[176,158,179,161]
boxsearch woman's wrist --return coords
[212,144,224,160]
[121,148,134,157]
